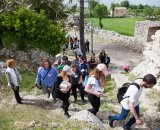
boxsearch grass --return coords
[85,17,146,36]
[1,65,36,93]
[0,105,95,130]
[104,78,116,99]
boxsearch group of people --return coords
[63,33,90,56]
[5,54,157,130]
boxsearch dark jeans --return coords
[110,105,140,128]
[88,94,100,115]
[11,86,21,103]
[54,88,70,114]
[71,83,85,101]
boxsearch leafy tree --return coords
[143,5,154,16]
[94,4,107,28]
[88,0,99,17]
[120,0,130,8]
[27,0,66,22]
[153,8,160,16]
[138,4,144,10]
[0,7,66,55]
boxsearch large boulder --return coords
[70,110,105,130]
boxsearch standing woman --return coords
[36,59,58,100]
[99,50,106,64]
[71,63,86,102]
[85,64,108,115]
[53,65,72,118]
[5,59,23,104]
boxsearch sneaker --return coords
[64,112,70,118]
[108,116,113,128]
[123,126,132,130]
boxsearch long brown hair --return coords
[90,68,106,86]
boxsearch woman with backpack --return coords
[5,59,23,104]
[85,64,108,115]
[36,59,58,101]
[53,65,72,118]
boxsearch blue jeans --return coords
[110,105,140,128]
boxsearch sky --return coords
[64,0,160,7]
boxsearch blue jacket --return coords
[36,66,58,87]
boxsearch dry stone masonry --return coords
[131,29,160,91]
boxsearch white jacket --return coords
[5,67,21,87]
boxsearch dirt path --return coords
[68,31,144,73]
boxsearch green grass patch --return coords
[85,17,146,36]
[121,73,137,82]
[104,78,116,99]
[101,103,118,114]
[0,105,95,130]
[1,65,36,93]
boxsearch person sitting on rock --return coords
[85,64,108,115]
[36,59,58,101]
[53,65,72,118]
[71,63,86,103]
[108,74,157,130]
[5,59,23,104]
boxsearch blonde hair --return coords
[90,68,106,86]
[6,59,15,68]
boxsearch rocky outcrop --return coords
[131,30,160,90]
[0,48,55,71]
[71,110,106,130]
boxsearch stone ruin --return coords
[131,29,160,90]
[134,21,160,51]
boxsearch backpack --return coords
[117,82,140,103]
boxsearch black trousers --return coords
[88,94,100,115]
[72,83,84,101]
[11,86,21,103]
[54,89,70,114]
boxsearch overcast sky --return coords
[64,0,160,7]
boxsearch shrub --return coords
[0,7,66,55]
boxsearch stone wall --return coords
[134,21,160,51]
[90,28,142,52]
[84,20,160,53]
[131,30,160,90]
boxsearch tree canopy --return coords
[0,7,66,55]
[94,4,107,28]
